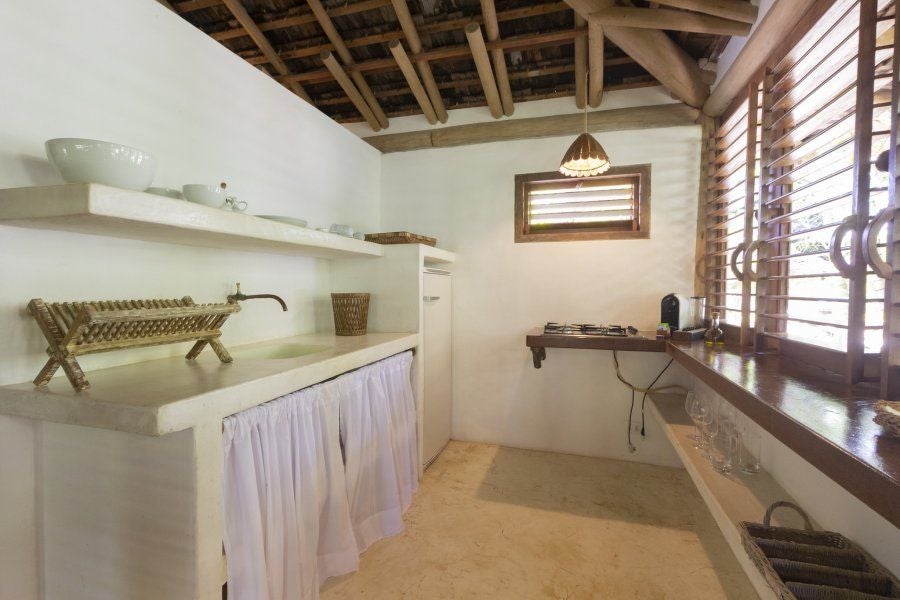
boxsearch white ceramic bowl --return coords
[45,138,156,191]
[183,184,226,208]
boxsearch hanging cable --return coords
[615,350,683,452]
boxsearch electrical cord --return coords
[614,350,683,452]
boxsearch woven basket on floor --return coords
[740,501,900,600]
[331,293,369,336]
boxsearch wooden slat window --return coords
[514,165,651,242]
[705,96,757,338]
[756,0,894,362]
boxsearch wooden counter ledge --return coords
[666,340,900,529]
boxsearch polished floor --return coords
[321,441,758,599]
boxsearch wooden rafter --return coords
[321,51,381,131]
[389,40,438,124]
[279,28,589,85]
[389,0,448,122]
[173,0,219,13]
[480,0,515,116]
[566,0,709,107]
[651,0,758,24]
[306,0,389,129]
[239,1,571,68]
[465,23,504,118]
[590,7,751,37]
[588,19,604,107]
[220,0,310,102]
[315,58,637,107]
[574,14,587,108]
[212,0,393,41]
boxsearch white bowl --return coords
[146,187,183,199]
[45,138,156,191]
[183,184,226,208]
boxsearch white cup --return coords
[183,184,227,208]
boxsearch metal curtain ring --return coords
[829,215,863,279]
[744,240,767,282]
[861,207,897,279]
[730,242,747,282]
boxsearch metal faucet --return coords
[227,283,288,311]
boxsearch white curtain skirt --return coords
[222,351,417,600]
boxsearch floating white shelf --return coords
[422,245,456,265]
[0,183,385,259]
[648,393,812,600]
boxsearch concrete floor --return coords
[321,441,758,600]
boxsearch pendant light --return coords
[559,79,611,177]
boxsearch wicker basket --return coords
[740,502,900,599]
[364,231,437,246]
[331,293,370,336]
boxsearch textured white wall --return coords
[380,112,702,466]
[0,1,381,597]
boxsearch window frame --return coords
[514,164,651,243]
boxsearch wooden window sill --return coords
[666,340,900,528]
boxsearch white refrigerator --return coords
[423,268,452,467]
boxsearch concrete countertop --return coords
[0,332,418,436]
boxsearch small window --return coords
[514,165,651,242]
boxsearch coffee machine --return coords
[661,293,703,331]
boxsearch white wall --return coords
[379,92,700,466]
[0,1,381,597]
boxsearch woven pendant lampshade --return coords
[559,132,611,177]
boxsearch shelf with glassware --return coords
[647,393,805,600]
[0,183,385,259]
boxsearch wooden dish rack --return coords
[28,297,241,391]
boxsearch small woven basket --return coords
[739,501,900,599]
[331,293,370,336]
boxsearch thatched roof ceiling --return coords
[167,0,738,128]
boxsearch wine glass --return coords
[684,391,701,443]
[700,401,719,460]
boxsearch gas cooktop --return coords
[542,323,639,337]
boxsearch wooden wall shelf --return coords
[0,184,385,259]
[525,328,665,367]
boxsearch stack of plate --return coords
[873,400,900,437]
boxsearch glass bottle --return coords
[705,311,724,347]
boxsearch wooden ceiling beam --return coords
[220,0,311,102]
[480,0,515,116]
[464,23,504,118]
[363,102,698,152]
[315,58,638,106]
[651,0,758,25]
[174,0,219,13]
[389,0,448,122]
[588,19,604,107]
[321,51,381,130]
[235,1,570,66]
[704,0,820,116]
[590,7,751,36]
[305,0,388,129]
[279,28,588,84]
[212,0,393,41]
[566,0,709,107]
[389,40,438,124]
[574,14,587,108]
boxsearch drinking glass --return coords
[692,397,711,450]
[700,402,719,459]
[739,418,761,475]
[684,392,701,443]
[710,418,738,473]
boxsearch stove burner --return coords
[543,323,638,337]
